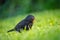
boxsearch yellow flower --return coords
[49,20,54,26]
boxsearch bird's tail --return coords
[7,29,14,32]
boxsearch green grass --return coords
[0,10,60,40]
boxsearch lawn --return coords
[0,10,60,40]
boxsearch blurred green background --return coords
[0,0,60,40]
